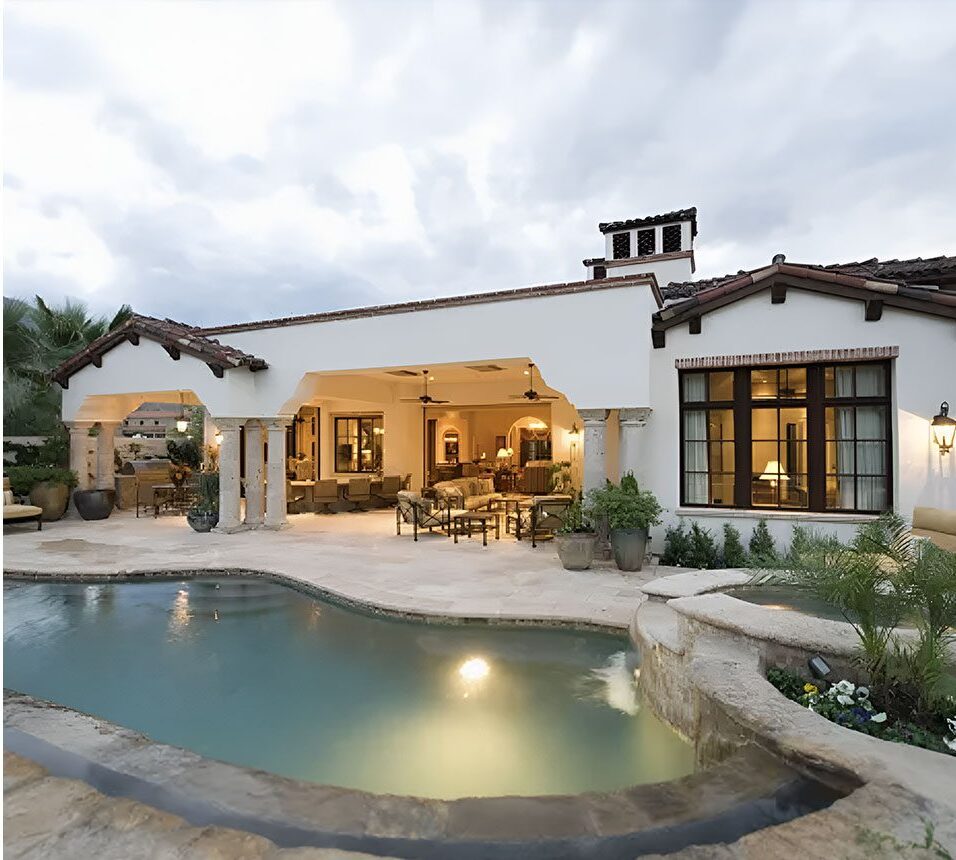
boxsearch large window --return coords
[334,416,384,473]
[679,362,891,513]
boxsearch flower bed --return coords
[768,667,956,756]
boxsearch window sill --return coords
[675,507,880,524]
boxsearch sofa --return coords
[432,477,502,511]
[3,478,43,531]
[912,506,956,552]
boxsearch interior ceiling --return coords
[314,358,559,390]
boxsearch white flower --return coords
[944,736,956,751]
[870,712,887,723]
[947,716,956,734]
[856,687,870,700]
[837,694,855,706]
[834,680,855,695]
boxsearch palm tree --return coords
[3,295,132,434]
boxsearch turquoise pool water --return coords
[3,577,694,799]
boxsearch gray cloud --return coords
[4,0,955,327]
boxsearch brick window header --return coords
[675,346,899,370]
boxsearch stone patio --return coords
[2,508,672,629]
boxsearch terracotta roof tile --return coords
[53,314,268,387]
[599,207,698,237]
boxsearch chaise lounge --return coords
[3,478,44,531]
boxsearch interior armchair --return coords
[396,491,448,541]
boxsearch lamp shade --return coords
[496,447,510,459]
[758,460,790,482]
[932,401,956,454]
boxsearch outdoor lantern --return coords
[214,432,224,446]
[931,401,956,455]
[176,418,189,433]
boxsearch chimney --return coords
[585,207,697,283]
[772,253,786,265]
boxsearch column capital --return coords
[618,407,652,427]
[211,417,245,432]
[265,416,293,431]
[578,409,609,425]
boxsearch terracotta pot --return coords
[186,510,219,533]
[73,489,115,520]
[610,527,648,572]
[29,481,70,521]
[555,533,595,571]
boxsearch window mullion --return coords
[733,368,751,508]
[806,365,826,511]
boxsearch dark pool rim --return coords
[4,691,845,860]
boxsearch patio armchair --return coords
[528,494,573,548]
[344,478,371,511]
[3,478,43,531]
[375,475,402,507]
[313,479,340,514]
[396,491,448,541]
[286,480,308,513]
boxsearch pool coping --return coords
[2,567,632,636]
[3,690,839,857]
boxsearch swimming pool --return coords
[3,577,694,799]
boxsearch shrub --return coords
[586,473,662,531]
[2,428,69,467]
[661,523,691,566]
[5,465,78,496]
[749,519,777,565]
[558,497,593,534]
[721,523,748,567]
[190,471,219,515]
[167,437,202,471]
[686,522,720,569]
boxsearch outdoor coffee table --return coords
[451,510,500,546]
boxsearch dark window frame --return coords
[662,224,682,253]
[636,228,656,257]
[678,361,892,514]
[333,415,384,474]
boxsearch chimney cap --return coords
[772,253,786,265]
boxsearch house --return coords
[120,402,188,438]
[54,208,955,542]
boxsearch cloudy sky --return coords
[4,0,955,327]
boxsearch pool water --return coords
[3,577,694,799]
[723,585,852,622]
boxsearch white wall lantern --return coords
[931,401,956,455]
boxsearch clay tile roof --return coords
[599,207,698,238]
[654,256,956,329]
[661,254,956,305]
[53,313,268,387]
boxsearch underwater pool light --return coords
[458,657,490,682]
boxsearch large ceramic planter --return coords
[72,489,115,521]
[30,481,70,522]
[186,510,219,533]
[610,527,648,572]
[555,533,595,571]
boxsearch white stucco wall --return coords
[643,288,955,551]
[62,284,660,426]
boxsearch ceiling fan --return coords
[400,370,450,405]
[509,363,558,402]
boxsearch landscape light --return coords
[808,655,831,680]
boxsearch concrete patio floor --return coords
[2,508,675,629]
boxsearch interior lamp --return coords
[931,401,955,454]
[496,447,510,460]
[758,460,789,486]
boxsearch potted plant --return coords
[5,465,78,521]
[587,472,662,571]
[554,497,595,570]
[187,471,219,532]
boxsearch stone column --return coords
[213,419,244,533]
[579,409,609,495]
[264,418,291,529]
[618,408,652,484]
[68,422,95,491]
[95,422,120,491]
[243,420,265,527]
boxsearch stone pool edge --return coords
[4,689,836,855]
[3,567,631,636]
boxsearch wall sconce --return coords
[214,432,224,446]
[931,401,956,455]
